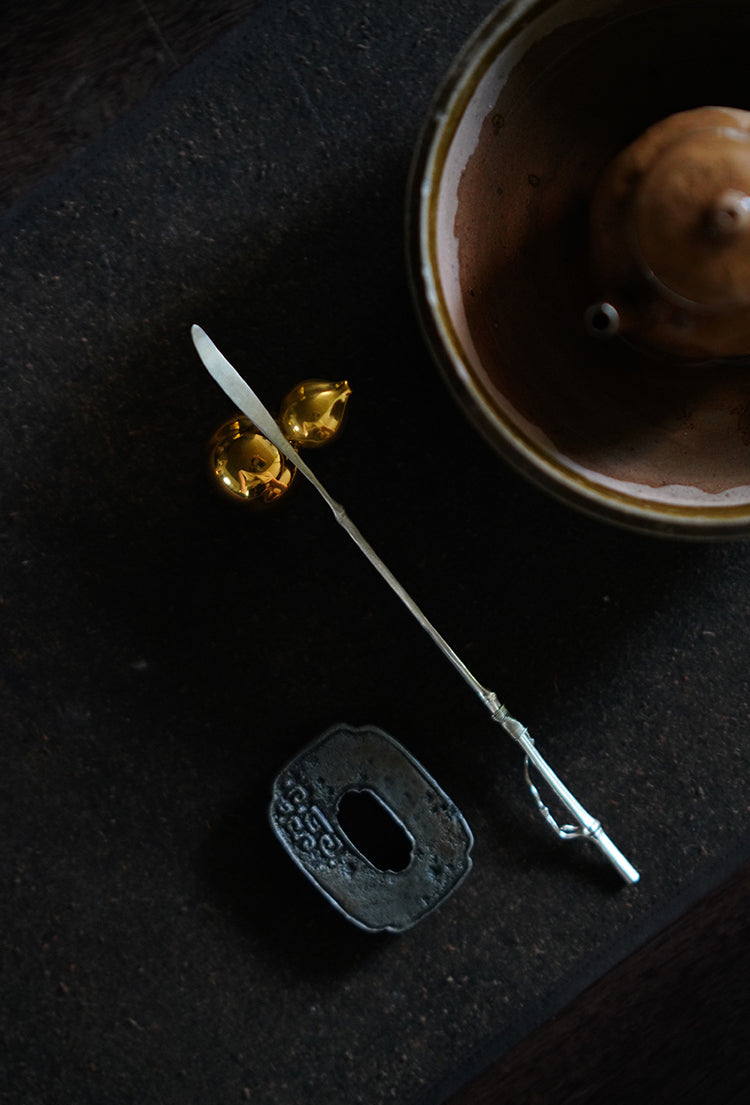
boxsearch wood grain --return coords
[445,861,750,1105]
[0,0,263,209]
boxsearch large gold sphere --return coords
[208,415,296,507]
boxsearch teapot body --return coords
[589,106,750,359]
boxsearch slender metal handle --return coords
[590,827,641,885]
[321,507,640,882]
[503,715,639,884]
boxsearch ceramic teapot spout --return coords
[584,300,622,339]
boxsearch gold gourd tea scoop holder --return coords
[207,379,352,506]
[191,324,639,886]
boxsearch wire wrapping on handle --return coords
[523,757,595,840]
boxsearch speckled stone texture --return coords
[2,2,750,1103]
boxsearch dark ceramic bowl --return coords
[407,0,750,537]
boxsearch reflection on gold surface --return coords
[208,416,296,506]
[279,379,351,447]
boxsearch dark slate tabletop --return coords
[2,2,750,1103]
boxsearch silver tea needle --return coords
[191,324,639,885]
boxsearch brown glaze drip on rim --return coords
[454,4,750,496]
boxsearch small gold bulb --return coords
[279,379,352,448]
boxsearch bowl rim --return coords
[405,0,750,539]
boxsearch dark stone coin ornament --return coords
[269,724,474,933]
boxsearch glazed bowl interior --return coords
[408,0,750,537]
